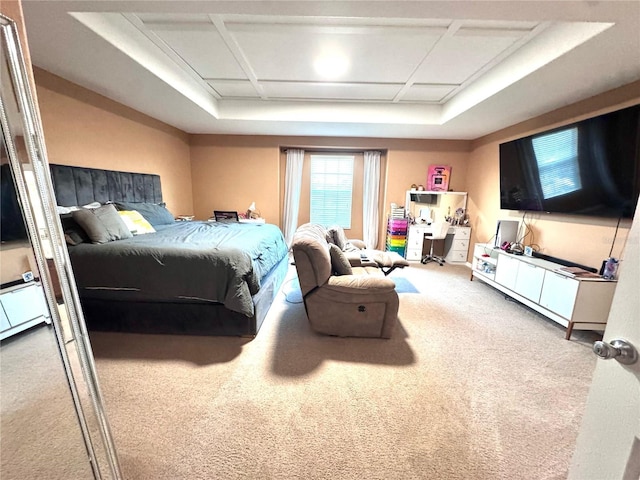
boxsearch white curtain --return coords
[283,148,305,246]
[363,151,381,249]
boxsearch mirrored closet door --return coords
[0,13,122,479]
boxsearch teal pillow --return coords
[114,201,175,227]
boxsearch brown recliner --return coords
[291,223,399,338]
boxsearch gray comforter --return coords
[68,221,288,317]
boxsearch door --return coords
[513,261,545,302]
[539,271,580,319]
[494,253,519,290]
[569,197,640,479]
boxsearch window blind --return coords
[532,127,581,199]
[310,154,354,228]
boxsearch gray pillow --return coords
[329,243,353,276]
[72,204,133,244]
[114,201,175,227]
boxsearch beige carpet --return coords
[1,326,94,480]
[90,263,600,480]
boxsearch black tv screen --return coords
[1,163,28,242]
[499,104,640,218]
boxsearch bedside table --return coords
[239,218,266,224]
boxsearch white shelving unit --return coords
[0,282,51,340]
[405,190,468,223]
[471,243,617,339]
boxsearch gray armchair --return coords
[291,223,399,338]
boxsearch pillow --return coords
[72,204,133,244]
[59,214,90,246]
[57,201,101,215]
[329,243,353,276]
[118,210,156,235]
[327,225,348,250]
[114,201,175,227]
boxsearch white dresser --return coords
[406,224,471,264]
[0,282,51,340]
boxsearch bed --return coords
[49,164,289,337]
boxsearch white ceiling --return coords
[21,1,640,140]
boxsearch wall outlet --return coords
[22,271,34,282]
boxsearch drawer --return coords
[445,250,468,263]
[406,249,422,261]
[407,234,424,249]
[387,239,406,247]
[388,219,408,229]
[0,305,10,331]
[453,227,471,240]
[451,239,469,251]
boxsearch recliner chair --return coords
[421,221,451,266]
[291,223,399,338]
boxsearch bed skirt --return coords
[80,254,289,337]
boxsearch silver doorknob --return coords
[593,339,638,365]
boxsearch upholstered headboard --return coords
[49,164,162,207]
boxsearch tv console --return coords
[531,251,598,273]
[471,243,616,339]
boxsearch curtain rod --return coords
[282,147,386,154]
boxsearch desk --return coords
[406,225,470,263]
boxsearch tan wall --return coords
[34,68,193,217]
[190,135,471,247]
[467,81,640,269]
[0,0,36,283]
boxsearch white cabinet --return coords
[471,243,616,339]
[444,226,471,264]
[0,282,51,340]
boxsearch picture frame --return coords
[427,165,451,191]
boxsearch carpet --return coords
[89,263,600,480]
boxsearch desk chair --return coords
[421,221,451,266]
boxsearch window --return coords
[532,127,581,199]
[310,154,354,228]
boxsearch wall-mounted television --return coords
[499,104,640,218]
[1,163,28,243]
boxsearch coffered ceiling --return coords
[21,1,640,139]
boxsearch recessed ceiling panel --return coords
[227,23,443,83]
[260,81,402,101]
[150,27,246,79]
[207,80,259,98]
[136,13,211,24]
[414,32,522,84]
[400,84,458,103]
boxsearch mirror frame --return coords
[0,13,122,479]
